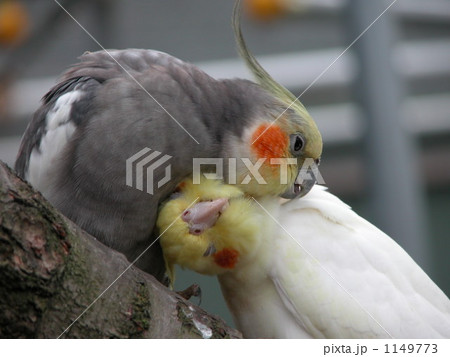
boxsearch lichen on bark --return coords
[0,161,241,339]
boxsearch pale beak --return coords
[181,198,229,235]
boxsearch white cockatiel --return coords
[157,179,450,338]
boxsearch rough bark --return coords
[0,161,241,339]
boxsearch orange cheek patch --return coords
[251,124,288,161]
[213,248,240,269]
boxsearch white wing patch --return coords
[27,90,82,195]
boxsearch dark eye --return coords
[291,134,305,155]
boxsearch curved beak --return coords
[280,167,316,199]
[181,198,229,235]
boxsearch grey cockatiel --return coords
[15,1,322,282]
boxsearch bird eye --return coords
[290,134,305,155]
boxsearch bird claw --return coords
[176,284,202,305]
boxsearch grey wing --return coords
[14,49,232,280]
[16,49,178,177]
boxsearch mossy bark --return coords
[0,161,241,339]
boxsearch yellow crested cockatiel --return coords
[157,179,450,338]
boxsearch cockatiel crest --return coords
[230,0,322,198]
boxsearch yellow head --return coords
[157,178,263,284]
[229,116,321,199]
[230,0,323,198]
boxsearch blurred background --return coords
[0,0,449,327]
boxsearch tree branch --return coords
[0,161,241,338]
